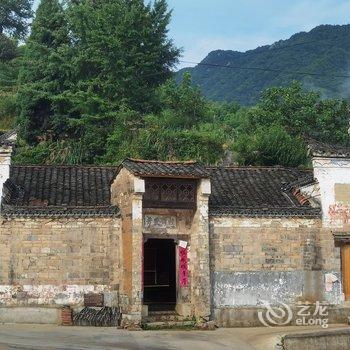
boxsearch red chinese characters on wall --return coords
[179,246,188,287]
[329,204,350,224]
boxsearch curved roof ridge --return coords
[122,158,209,178]
[11,164,119,169]
[207,165,313,171]
[125,158,197,164]
[308,139,350,158]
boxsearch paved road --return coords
[0,324,348,350]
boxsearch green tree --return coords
[0,0,32,130]
[233,82,350,166]
[17,0,70,144]
[235,125,308,166]
[0,0,33,39]
[67,0,179,114]
[55,0,181,163]
[104,75,234,164]
[0,34,17,60]
[15,0,181,164]
[0,44,22,129]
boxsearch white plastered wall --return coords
[312,156,350,228]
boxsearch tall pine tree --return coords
[0,0,33,39]
[0,0,33,129]
[62,0,180,163]
[1,0,33,59]
[15,0,180,164]
[17,0,70,144]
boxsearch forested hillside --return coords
[0,1,349,167]
[176,25,350,105]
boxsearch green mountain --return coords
[176,25,350,105]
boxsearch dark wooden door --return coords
[143,239,176,310]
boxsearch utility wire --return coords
[178,36,350,79]
[179,60,350,79]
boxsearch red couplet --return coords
[179,246,188,287]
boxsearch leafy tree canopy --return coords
[103,73,236,164]
[0,42,22,130]
[15,0,182,164]
[17,0,70,144]
[233,81,350,166]
[0,0,32,129]
[0,0,33,39]
[8,1,350,167]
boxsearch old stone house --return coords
[0,132,349,326]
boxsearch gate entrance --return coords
[143,239,176,311]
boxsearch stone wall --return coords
[191,179,211,319]
[111,168,134,311]
[0,217,121,306]
[283,329,350,350]
[210,216,342,325]
[111,168,144,321]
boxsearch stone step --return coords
[142,320,196,330]
[143,312,191,323]
[143,315,186,322]
[148,310,176,315]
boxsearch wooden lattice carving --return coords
[144,178,197,209]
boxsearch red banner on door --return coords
[179,246,188,287]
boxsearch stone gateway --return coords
[0,132,349,327]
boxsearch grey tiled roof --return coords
[209,167,321,218]
[209,206,321,218]
[1,162,321,218]
[308,139,350,158]
[2,165,120,218]
[1,204,119,218]
[122,158,210,178]
[282,173,317,191]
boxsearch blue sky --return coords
[33,0,350,67]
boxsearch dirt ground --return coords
[0,324,348,350]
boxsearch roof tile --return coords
[2,163,321,218]
[122,158,210,178]
[209,166,320,218]
[2,165,120,218]
[308,139,350,158]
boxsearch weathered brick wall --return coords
[191,179,211,319]
[210,217,329,271]
[0,217,121,306]
[210,216,342,312]
[111,168,134,309]
[110,168,145,320]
